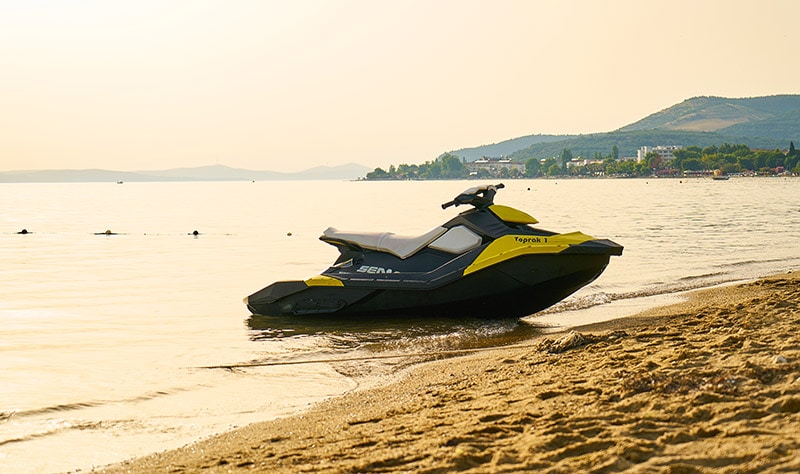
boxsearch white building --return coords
[637,145,683,163]
[466,157,525,175]
[567,158,604,168]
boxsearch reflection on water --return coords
[247,313,544,356]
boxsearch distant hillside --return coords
[444,134,574,161]
[618,95,800,133]
[717,108,800,140]
[445,95,799,164]
[0,163,371,183]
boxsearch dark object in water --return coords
[245,184,623,319]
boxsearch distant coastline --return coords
[364,143,799,181]
[0,163,371,183]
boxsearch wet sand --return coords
[101,273,800,473]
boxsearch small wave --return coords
[1,426,63,447]
[8,401,104,419]
[538,292,614,314]
[6,388,188,421]
[0,419,123,447]
[714,256,797,269]
[717,259,764,268]
[539,276,748,315]
[370,318,540,354]
[678,271,727,281]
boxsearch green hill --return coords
[618,95,800,133]
[717,108,800,140]
[444,95,798,162]
[443,134,574,160]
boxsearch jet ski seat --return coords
[321,225,484,259]
[322,226,447,259]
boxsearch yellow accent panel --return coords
[488,205,539,224]
[304,275,344,287]
[463,232,595,276]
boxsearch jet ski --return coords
[244,184,623,319]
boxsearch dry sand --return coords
[100,273,800,473]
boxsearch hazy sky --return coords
[2,0,798,172]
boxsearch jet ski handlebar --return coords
[441,183,505,210]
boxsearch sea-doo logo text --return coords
[356,265,395,274]
[514,236,547,244]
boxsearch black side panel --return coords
[247,285,376,316]
[328,253,611,319]
[247,280,308,304]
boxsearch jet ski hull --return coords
[245,252,614,319]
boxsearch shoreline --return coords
[99,272,800,473]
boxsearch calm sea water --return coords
[2,178,799,473]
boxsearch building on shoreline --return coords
[637,145,683,162]
[466,157,525,176]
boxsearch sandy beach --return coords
[100,273,799,474]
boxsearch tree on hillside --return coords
[525,157,541,177]
[737,156,755,171]
[438,153,466,179]
[616,159,636,175]
[560,148,573,173]
[682,158,704,171]
[420,161,442,179]
[672,146,702,170]
[541,158,558,176]
[366,167,391,180]
[644,151,663,171]
[612,145,619,160]
[785,143,799,172]
[396,163,420,179]
[475,168,491,178]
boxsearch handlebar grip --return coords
[441,200,457,209]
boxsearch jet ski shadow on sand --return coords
[244,183,623,322]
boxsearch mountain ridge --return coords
[448,94,799,162]
[617,95,800,133]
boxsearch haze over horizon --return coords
[2,0,798,173]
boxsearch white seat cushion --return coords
[322,226,447,259]
[428,226,482,254]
